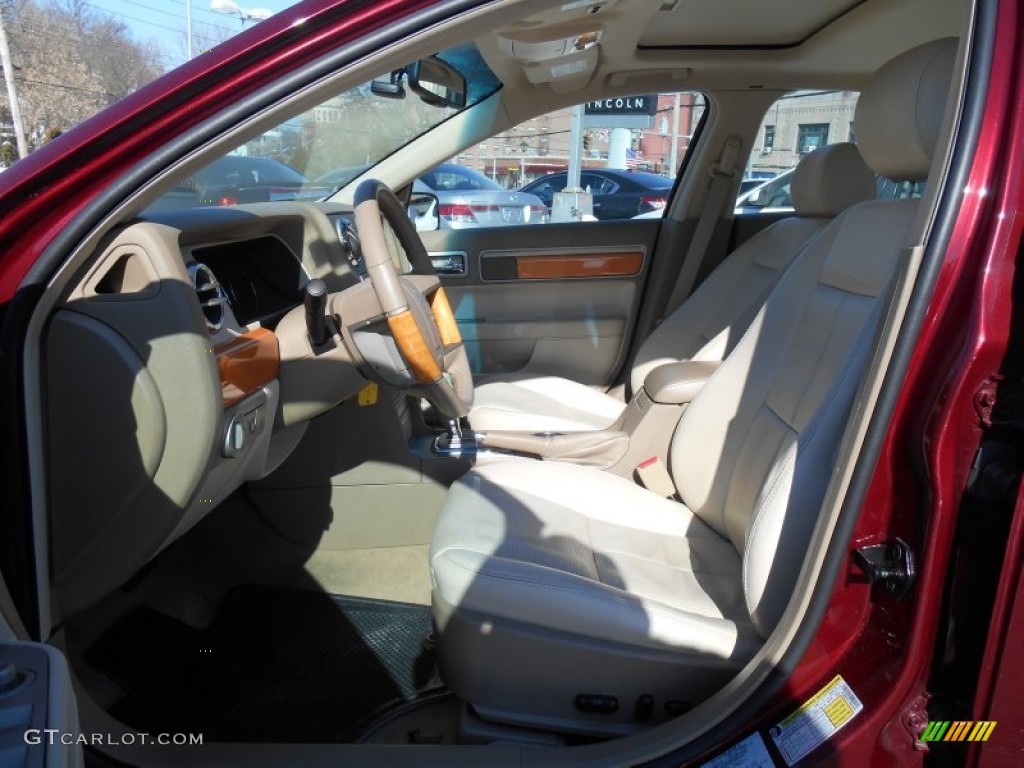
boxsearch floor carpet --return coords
[85,586,441,743]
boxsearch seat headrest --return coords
[791,142,876,218]
[854,38,958,182]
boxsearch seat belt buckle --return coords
[636,457,676,498]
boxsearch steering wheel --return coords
[352,179,474,418]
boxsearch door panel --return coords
[419,220,660,386]
[0,640,82,767]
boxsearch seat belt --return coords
[662,135,742,318]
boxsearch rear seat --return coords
[467,142,877,433]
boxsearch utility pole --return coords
[186,0,193,59]
[0,4,28,160]
[567,103,584,190]
[668,92,681,173]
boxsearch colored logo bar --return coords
[921,721,997,742]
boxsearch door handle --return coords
[429,251,467,276]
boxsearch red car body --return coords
[0,0,1022,765]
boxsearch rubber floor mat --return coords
[85,587,440,743]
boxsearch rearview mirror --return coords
[407,56,467,109]
[370,70,407,99]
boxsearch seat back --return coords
[630,142,876,392]
[669,38,957,637]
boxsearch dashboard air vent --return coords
[188,262,227,331]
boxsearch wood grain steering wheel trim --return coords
[429,286,462,346]
[387,309,443,384]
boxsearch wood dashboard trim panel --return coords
[216,327,280,408]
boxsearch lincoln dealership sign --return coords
[582,95,658,128]
[584,96,658,116]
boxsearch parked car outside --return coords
[738,171,776,196]
[635,167,928,220]
[519,168,673,220]
[734,168,927,215]
[315,163,547,228]
[313,164,373,191]
[412,163,547,228]
[734,168,797,214]
[152,155,332,210]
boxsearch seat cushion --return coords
[432,460,758,654]
[430,460,761,732]
[468,376,625,432]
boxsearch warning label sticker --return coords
[769,675,863,766]
[701,732,774,767]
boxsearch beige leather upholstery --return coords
[644,360,721,404]
[464,374,626,432]
[855,40,956,182]
[789,141,881,217]
[430,38,957,735]
[467,142,876,432]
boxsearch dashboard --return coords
[191,235,309,329]
[45,202,369,617]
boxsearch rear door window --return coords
[738,91,859,214]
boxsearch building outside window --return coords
[797,123,830,154]
[763,125,775,153]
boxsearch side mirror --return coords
[408,192,440,232]
[407,56,467,109]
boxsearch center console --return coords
[415,360,721,482]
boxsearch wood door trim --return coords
[477,246,647,281]
[516,251,644,279]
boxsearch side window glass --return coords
[447,92,706,224]
[738,91,859,214]
[580,173,613,195]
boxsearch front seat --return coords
[467,141,877,433]
[430,38,956,735]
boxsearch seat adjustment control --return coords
[665,700,691,716]
[575,693,618,714]
[635,694,654,721]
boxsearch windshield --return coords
[147,43,500,213]
[198,157,309,186]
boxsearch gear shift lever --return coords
[445,418,463,451]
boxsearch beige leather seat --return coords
[430,38,956,735]
[467,142,876,432]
